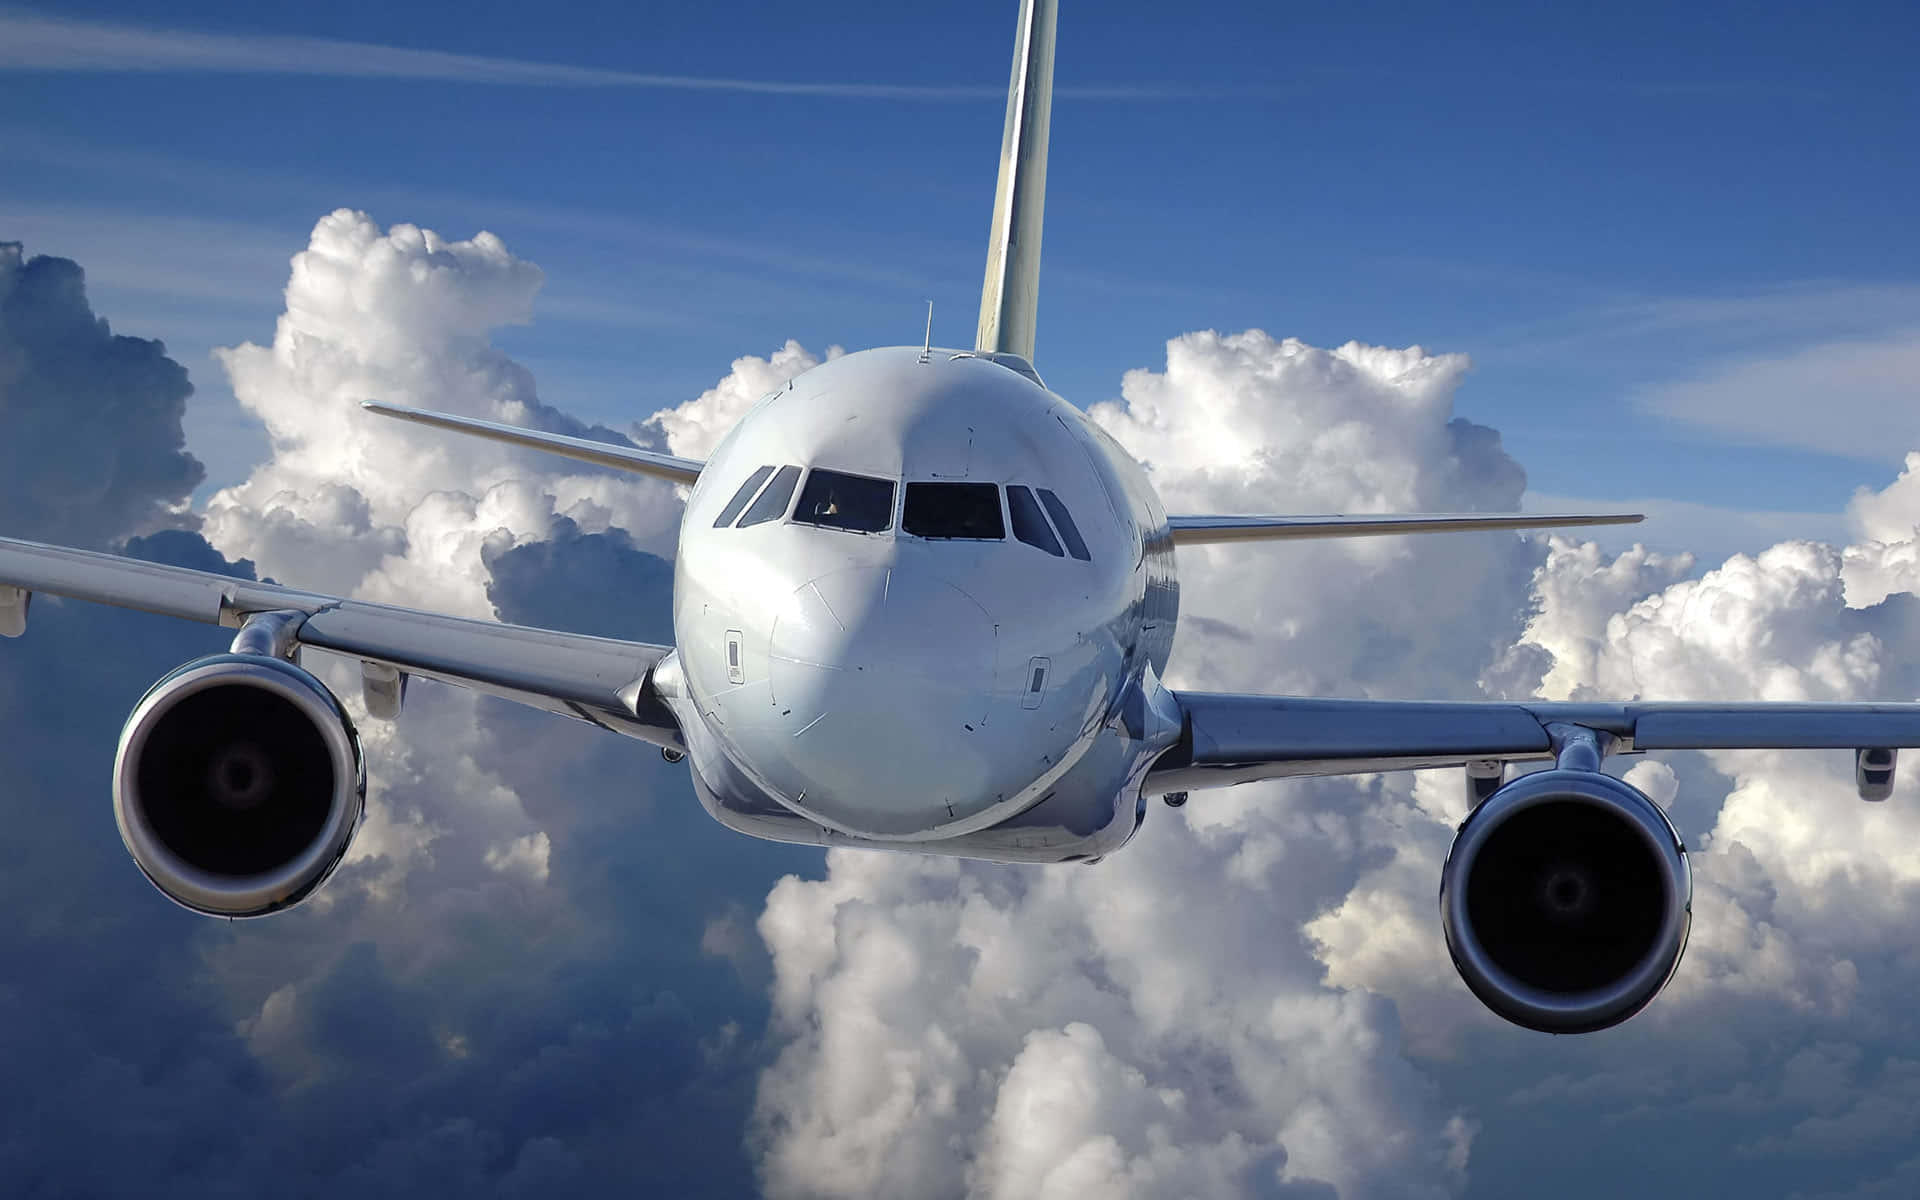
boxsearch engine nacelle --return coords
[113,654,366,918]
[1440,768,1691,1034]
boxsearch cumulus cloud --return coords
[0,241,203,548]
[747,332,1544,1199]
[13,209,1920,1198]
[1,219,819,1195]
[744,327,1920,1199]
[203,209,683,613]
[644,339,836,461]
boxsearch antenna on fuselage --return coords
[921,300,934,363]
[975,0,1057,366]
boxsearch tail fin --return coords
[975,0,1057,365]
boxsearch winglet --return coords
[975,0,1058,363]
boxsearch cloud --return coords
[1,218,816,1195]
[749,332,1545,1199]
[644,339,835,461]
[0,9,1207,101]
[746,326,1920,1198]
[1476,281,1920,367]
[202,209,684,613]
[1524,489,1847,564]
[0,241,204,548]
[1636,331,1920,461]
[13,209,1920,1198]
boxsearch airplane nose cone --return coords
[767,566,998,837]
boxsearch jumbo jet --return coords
[3,0,1916,1035]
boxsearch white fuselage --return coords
[653,347,1183,863]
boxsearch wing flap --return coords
[1151,694,1556,791]
[1167,512,1643,546]
[361,401,703,486]
[298,602,675,738]
[1628,703,1920,750]
[1151,692,1920,794]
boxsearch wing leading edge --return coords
[1167,512,1643,546]
[361,401,704,486]
[1147,692,1920,794]
[0,535,681,748]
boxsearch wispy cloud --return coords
[0,9,1207,100]
[1525,489,1849,561]
[1636,330,1920,462]
[1492,282,1920,362]
[0,202,298,306]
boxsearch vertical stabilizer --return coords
[975,0,1057,364]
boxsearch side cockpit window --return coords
[1006,486,1062,557]
[1037,488,1092,561]
[796,469,895,534]
[904,482,1004,540]
[739,465,802,527]
[714,465,776,528]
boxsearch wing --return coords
[361,401,704,486]
[1147,692,1920,795]
[1166,512,1642,546]
[0,535,681,749]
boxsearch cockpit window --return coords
[1006,486,1063,557]
[795,469,895,534]
[738,465,802,527]
[903,482,1005,540]
[714,465,776,528]
[1037,489,1091,561]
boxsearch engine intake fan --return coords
[114,653,365,917]
[1440,766,1690,1033]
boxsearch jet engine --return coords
[113,653,365,917]
[1440,767,1691,1033]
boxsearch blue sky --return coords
[6,0,1918,553]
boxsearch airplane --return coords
[3,0,1917,1038]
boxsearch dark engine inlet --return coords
[1440,769,1691,1033]
[114,654,365,917]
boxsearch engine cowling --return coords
[113,654,366,918]
[1440,768,1691,1033]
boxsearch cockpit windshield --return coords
[715,468,1086,555]
[1006,485,1062,556]
[738,465,801,527]
[795,469,895,534]
[904,483,1005,540]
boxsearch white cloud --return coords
[0,9,1198,101]
[1637,331,1920,461]
[203,209,682,611]
[746,325,1920,1197]
[0,9,1201,101]
[645,340,838,461]
[24,199,1920,1193]
[0,9,1002,97]
[484,831,552,885]
[1525,489,1847,565]
[750,331,1539,1198]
